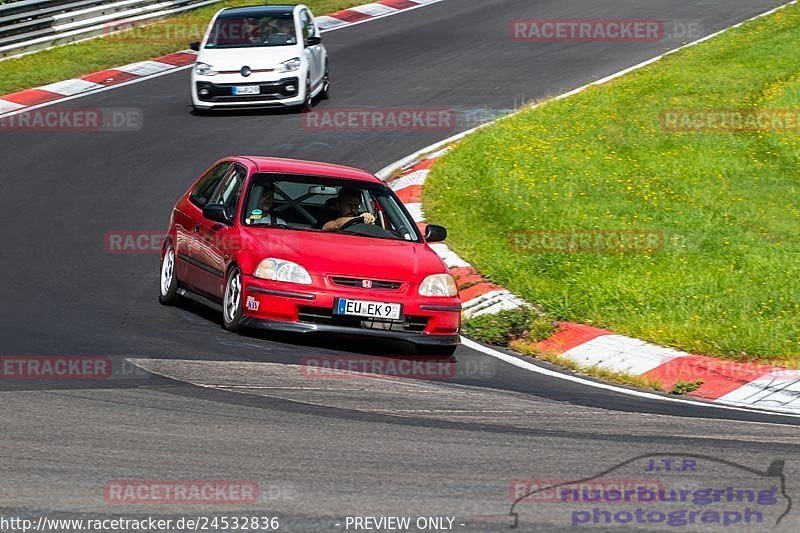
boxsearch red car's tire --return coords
[159,244,179,306]
[223,265,245,332]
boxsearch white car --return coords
[190,4,329,112]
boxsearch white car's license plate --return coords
[233,85,260,95]
[335,298,402,320]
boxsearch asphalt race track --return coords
[2,1,800,531]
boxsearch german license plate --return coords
[233,85,260,95]
[335,298,402,320]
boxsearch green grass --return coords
[462,308,555,346]
[0,1,360,95]
[426,4,800,362]
[670,380,704,395]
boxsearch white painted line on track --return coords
[460,337,800,420]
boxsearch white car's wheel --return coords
[320,64,330,100]
[159,245,179,305]
[223,266,244,331]
[297,77,313,113]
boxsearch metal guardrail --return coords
[0,0,220,59]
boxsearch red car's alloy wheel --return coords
[159,246,179,305]
[223,266,244,331]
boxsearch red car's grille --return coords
[330,276,403,290]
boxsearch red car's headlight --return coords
[254,258,312,285]
[419,274,457,297]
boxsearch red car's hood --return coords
[242,229,446,282]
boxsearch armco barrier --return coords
[0,0,219,59]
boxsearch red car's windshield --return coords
[242,174,421,242]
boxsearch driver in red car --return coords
[247,182,286,225]
[322,187,376,230]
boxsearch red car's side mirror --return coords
[203,203,231,225]
[425,224,447,243]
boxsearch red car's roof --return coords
[235,156,382,184]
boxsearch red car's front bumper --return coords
[239,275,461,347]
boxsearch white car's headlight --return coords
[254,258,312,285]
[418,274,457,297]
[195,62,217,76]
[276,57,301,73]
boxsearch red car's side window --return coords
[189,163,233,208]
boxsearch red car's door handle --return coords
[193,224,201,233]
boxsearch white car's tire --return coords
[296,77,313,113]
[320,64,330,100]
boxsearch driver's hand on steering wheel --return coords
[360,212,376,225]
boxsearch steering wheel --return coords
[339,215,366,231]
[268,32,292,44]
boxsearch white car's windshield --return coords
[205,13,297,48]
[243,174,421,242]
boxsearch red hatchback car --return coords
[159,156,461,355]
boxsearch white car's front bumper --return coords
[191,70,307,109]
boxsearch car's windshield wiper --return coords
[250,223,290,229]
[338,230,402,241]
